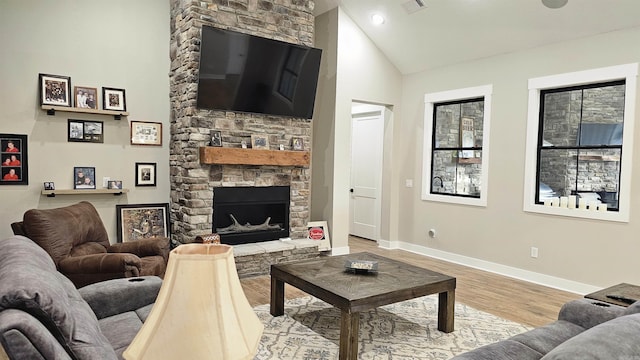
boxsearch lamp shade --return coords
[123,244,263,360]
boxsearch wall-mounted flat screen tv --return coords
[196,26,322,119]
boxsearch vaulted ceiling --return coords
[313,0,640,75]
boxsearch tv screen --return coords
[197,26,322,119]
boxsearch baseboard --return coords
[331,246,350,256]
[378,241,599,295]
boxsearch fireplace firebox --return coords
[213,186,290,245]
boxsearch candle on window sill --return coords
[598,203,608,212]
[560,196,569,208]
[568,195,577,209]
[578,198,588,210]
[544,199,552,207]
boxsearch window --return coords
[422,85,492,206]
[524,64,637,222]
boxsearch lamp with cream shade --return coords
[123,243,263,360]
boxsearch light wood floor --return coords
[240,236,582,328]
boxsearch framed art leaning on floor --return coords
[116,203,170,243]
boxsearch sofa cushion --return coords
[0,236,117,360]
[541,313,640,360]
[450,338,544,360]
[99,312,145,357]
[510,320,584,355]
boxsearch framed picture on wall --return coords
[74,86,98,109]
[102,87,126,111]
[0,134,28,186]
[135,162,157,186]
[68,119,104,143]
[131,121,162,146]
[73,166,96,189]
[116,203,170,243]
[39,73,71,107]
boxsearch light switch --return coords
[405,179,413,188]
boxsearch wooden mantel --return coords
[199,147,310,167]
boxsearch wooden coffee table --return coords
[270,252,456,360]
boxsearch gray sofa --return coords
[0,235,161,359]
[452,295,640,359]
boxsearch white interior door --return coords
[349,104,384,240]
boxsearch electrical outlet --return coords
[428,229,436,238]
[530,247,539,258]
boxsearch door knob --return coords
[350,188,354,193]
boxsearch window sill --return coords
[524,203,627,222]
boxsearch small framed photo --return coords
[1,134,28,186]
[39,73,71,107]
[292,137,304,151]
[210,130,222,147]
[116,203,170,242]
[135,162,156,186]
[73,166,96,189]
[43,182,55,190]
[68,119,103,143]
[131,121,162,146]
[108,180,123,189]
[307,221,332,251]
[251,134,269,149]
[74,86,98,109]
[102,87,126,111]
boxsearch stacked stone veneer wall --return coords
[169,0,316,245]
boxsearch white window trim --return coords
[523,63,638,222]
[422,85,492,207]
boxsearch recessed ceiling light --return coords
[542,0,568,9]
[371,13,385,26]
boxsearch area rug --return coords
[253,295,531,359]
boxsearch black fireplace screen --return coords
[213,186,290,245]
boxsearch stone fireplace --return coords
[169,0,317,246]
[213,186,290,245]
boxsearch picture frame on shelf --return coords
[73,166,96,189]
[0,133,28,186]
[108,180,123,189]
[43,182,55,190]
[251,134,269,149]
[39,73,71,107]
[292,137,304,151]
[116,203,170,243]
[210,130,222,147]
[73,86,98,109]
[306,221,332,251]
[131,121,162,146]
[102,87,126,111]
[135,162,156,187]
[68,119,104,143]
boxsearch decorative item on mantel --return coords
[195,233,221,244]
[123,244,263,360]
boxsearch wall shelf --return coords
[41,188,129,197]
[41,105,129,120]
[199,147,310,167]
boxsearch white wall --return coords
[396,26,640,291]
[313,8,403,254]
[0,1,170,242]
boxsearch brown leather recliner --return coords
[11,201,169,288]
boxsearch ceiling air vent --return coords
[401,0,426,14]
